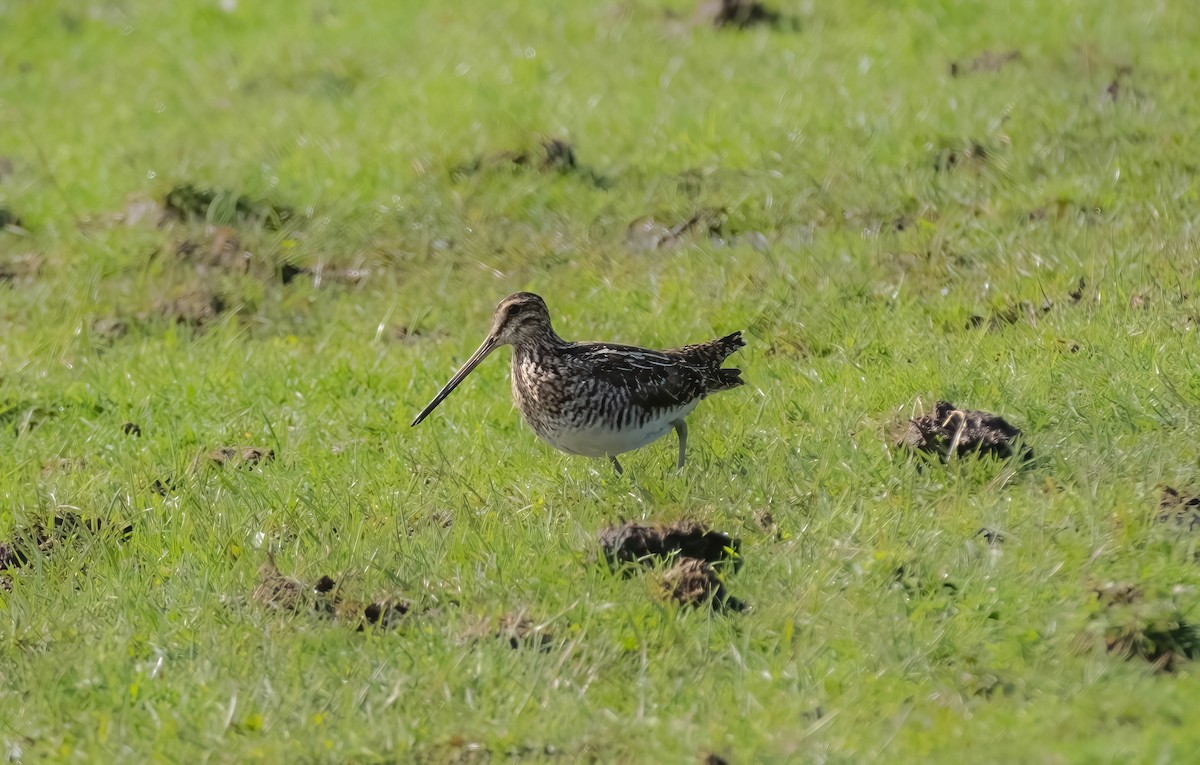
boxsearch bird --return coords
[411,292,745,473]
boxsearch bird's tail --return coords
[711,331,745,363]
[688,331,746,393]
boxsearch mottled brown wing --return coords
[558,342,708,411]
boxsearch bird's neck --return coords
[513,327,567,360]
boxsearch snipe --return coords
[411,292,745,473]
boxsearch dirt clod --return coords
[122,422,142,437]
[895,401,1032,461]
[205,446,275,469]
[933,141,989,173]
[155,289,228,328]
[162,183,294,230]
[965,299,1052,331]
[1157,486,1200,531]
[498,613,554,650]
[660,557,746,611]
[253,556,337,616]
[0,253,42,284]
[253,557,418,631]
[0,513,132,583]
[175,227,252,274]
[599,520,741,570]
[1086,581,1200,673]
[452,137,586,178]
[626,208,727,252]
[696,0,780,28]
[357,598,413,630]
[949,50,1021,77]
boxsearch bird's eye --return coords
[507,303,524,318]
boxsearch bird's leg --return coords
[671,419,688,470]
[610,456,624,475]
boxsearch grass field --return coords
[3,0,1200,761]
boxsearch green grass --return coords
[3,0,1200,761]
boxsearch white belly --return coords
[530,402,697,458]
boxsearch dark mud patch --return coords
[895,401,1032,462]
[253,556,337,616]
[0,207,24,230]
[1157,486,1200,531]
[965,299,1052,331]
[1,401,56,436]
[452,138,609,186]
[695,0,785,29]
[0,253,42,284]
[154,289,229,328]
[949,50,1021,77]
[162,183,294,230]
[932,141,990,173]
[599,520,741,570]
[1085,581,1200,673]
[659,557,745,611]
[253,556,418,631]
[599,520,746,612]
[754,509,781,539]
[1103,66,1143,104]
[280,263,372,287]
[202,446,275,469]
[0,513,133,588]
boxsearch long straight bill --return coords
[411,335,499,426]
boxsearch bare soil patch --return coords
[659,557,746,611]
[0,207,23,230]
[949,50,1021,77]
[1,513,133,590]
[154,289,229,328]
[599,520,746,611]
[0,253,42,284]
[162,183,294,230]
[1157,486,1200,531]
[253,556,416,631]
[895,401,1032,461]
[599,520,741,570]
[1085,581,1200,673]
[452,137,609,187]
[202,446,275,469]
